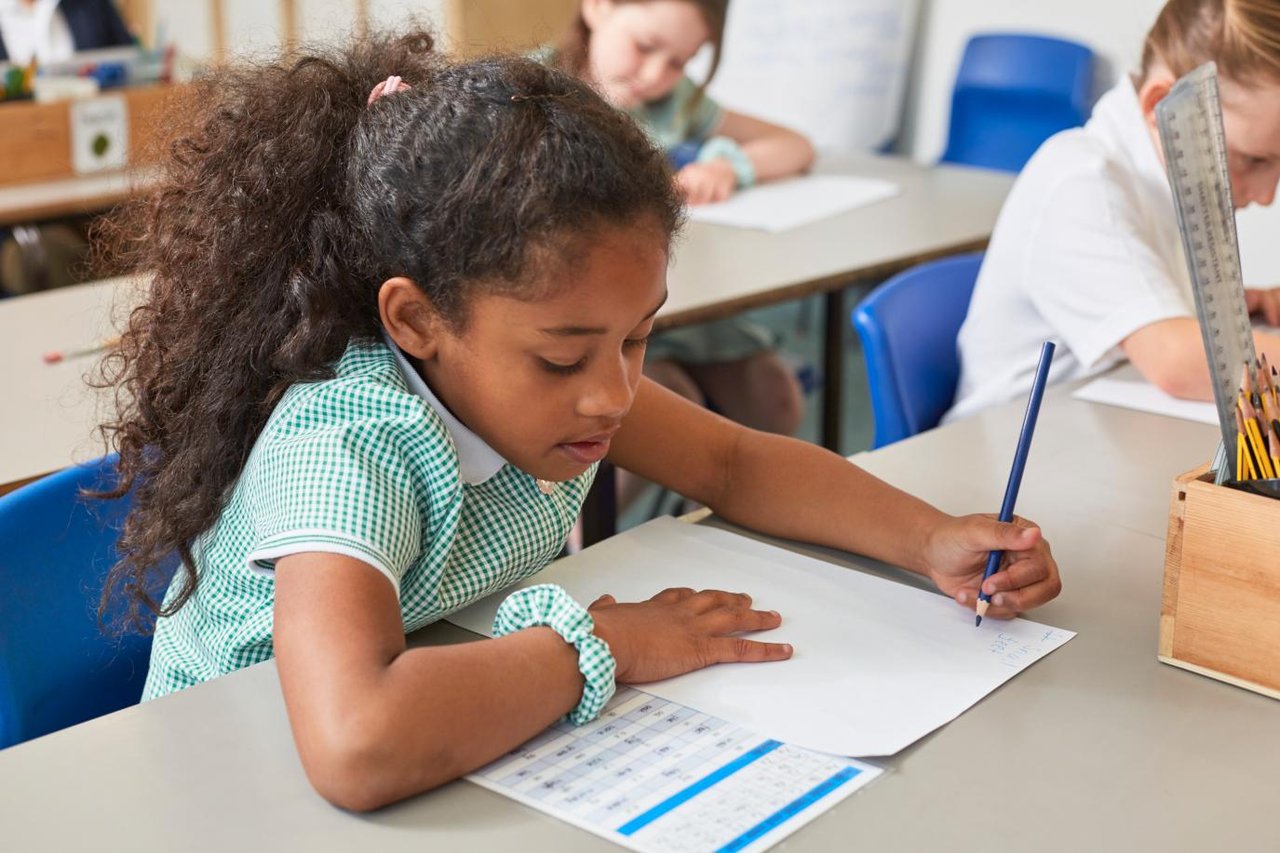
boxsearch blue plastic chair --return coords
[941,34,1094,173]
[852,253,983,448]
[0,455,170,748]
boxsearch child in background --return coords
[550,0,816,437]
[98,32,1060,811]
[947,0,1280,424]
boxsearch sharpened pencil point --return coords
[975,615,982,627]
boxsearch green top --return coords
[628,74,724,150]
[143,339,596,700]
[531,46,724,149]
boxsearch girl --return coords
[550,0,816,437]
[947,0,1280,423]
[99,32,1060,812]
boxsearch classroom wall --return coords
[897,0,1280,283]
[155,0,446,62]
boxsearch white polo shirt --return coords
[945,77,1194,423]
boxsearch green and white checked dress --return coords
[142,338,596,700]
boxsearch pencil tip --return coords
[975,615,982,627]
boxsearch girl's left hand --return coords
[921,514,1061,620]
[676,160,737,205]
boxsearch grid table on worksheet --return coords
[468,688,882,853]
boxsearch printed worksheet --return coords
[469,687,882,853]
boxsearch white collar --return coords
[382,333,507,485]
[1093,77,1172,203]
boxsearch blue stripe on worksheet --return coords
[614,739,783,836]
[715,765,862,853]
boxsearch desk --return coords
[0,170,153,227]
[3,383,1274,850]
[0,83,177,224]
[665,154,1013,450]
[0,276,134,494]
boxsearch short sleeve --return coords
[241,390,444,593]
[634,77,723,148]
[1022,158,1193,370]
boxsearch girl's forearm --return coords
[297,628,582,810]
[741,132,815,182]
[706,429,946,574]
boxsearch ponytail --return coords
[97,33,443,628]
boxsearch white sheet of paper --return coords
[1073,377,1219,425]
[684,175,898,232]
[448,518,1074,758]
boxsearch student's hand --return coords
[588,588,792,683]
[920,515,1061,620]
[1245,287,1280,327]
[676,161,737,205]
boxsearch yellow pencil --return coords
[1237,431,1247,481]
[1236,405,1257,480]
[1241,396,1274,478]
[1248,422,1273,478]
[1261,378,1279,430]
[1271,419,1280,476]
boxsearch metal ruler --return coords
[1156,62,1257,480]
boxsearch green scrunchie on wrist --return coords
[697,135,758,189]
[492,583,617,725]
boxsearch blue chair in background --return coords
[941,34,1094,173]
[0,455,171,749]
[852,252,983,448]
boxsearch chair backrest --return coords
[0,455,170,748]
[941,33,1094,173]
[852,253,983,449]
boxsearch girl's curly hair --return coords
[96,30,683,630]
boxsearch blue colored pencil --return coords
[976,340,1056,627]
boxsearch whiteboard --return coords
[688,0,920,154]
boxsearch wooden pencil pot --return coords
[1160,464,1280,699]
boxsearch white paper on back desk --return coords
[1072,377,1218,425]
[684,175,898,232]
[448,517,1074,758]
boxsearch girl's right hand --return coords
[588,588,791,683]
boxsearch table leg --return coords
[822,288,846,453]
[580,461,617,546]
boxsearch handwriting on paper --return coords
[989,633,1042,669]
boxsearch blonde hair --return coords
[1141,0,1280,85]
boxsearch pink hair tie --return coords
[368,75,410,105]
